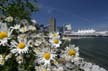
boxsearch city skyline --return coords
[31,0,108,31]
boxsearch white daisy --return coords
[16,55,24,64]
[0,22,13,46]
[31,19,37,24]
[10,24,20,30]
[5,16,13,22]
[19,26,28,33]
[5,53,12,61]
[33,38,43,47]
[62,45,79,62]
[0,54,5,65]
[35,66,51,71]
[49,38,62,48]
[49,32,60,39]
[10,37,31,55]
[28,25,36,31]
[36,48,56,68]
[52,66,64,71]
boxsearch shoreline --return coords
[79,57,107,71]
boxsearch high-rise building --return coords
[49,17,56,32]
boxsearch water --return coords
[70,37,108,70]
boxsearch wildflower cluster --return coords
[0,16,106,71]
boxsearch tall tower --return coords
[49,17,56,32]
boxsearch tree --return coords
[0,0,39,20]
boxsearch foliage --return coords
[0,0,39,20]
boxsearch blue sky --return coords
[31,0,108,31]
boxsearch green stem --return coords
[61,40,68,48]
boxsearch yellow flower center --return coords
[17,42,25,49]
[0,31,8,39]
[43,52,51,60]
[53,39,59,44]
[68,49,76,56]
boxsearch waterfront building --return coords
[49,17,56,32]
[77,29,96,34]
[63,24,72,34]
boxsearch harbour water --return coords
[70,37,108,70]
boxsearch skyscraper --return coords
[49,17,56,32]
